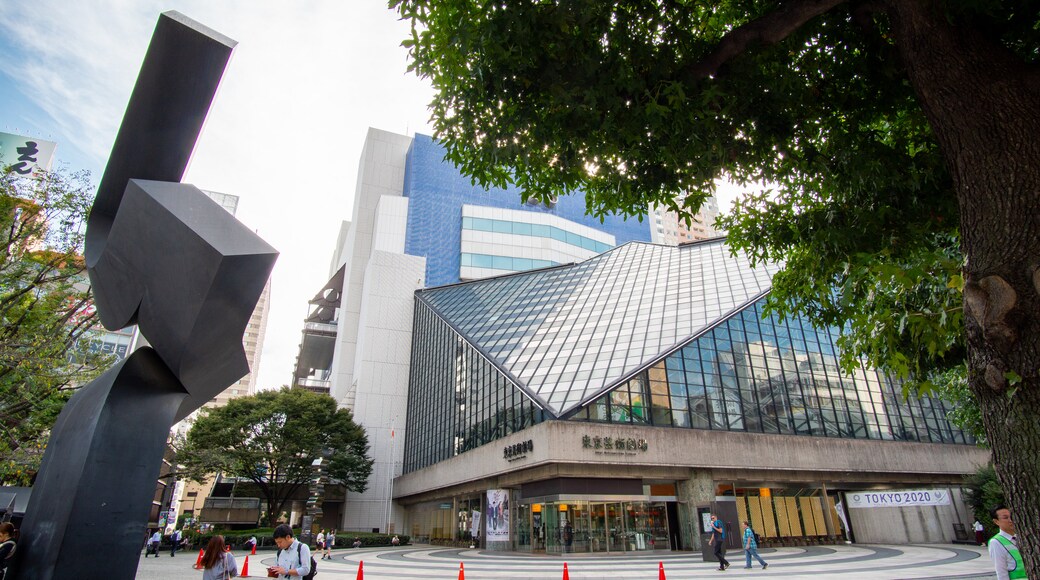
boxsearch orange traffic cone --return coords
[240,555,250,577]
[356,560,364,580]
[458,562,465,580]
[658,561,666,580]
[251,542,257,555]
[563,562,570,580]
[193,548,205,569]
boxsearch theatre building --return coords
[393,239,989,553]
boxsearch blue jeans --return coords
[745,546,767,567]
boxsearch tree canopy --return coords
[395,0,1040,572]
[0,166,111,485]
[177,388,373,524]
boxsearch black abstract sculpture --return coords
[13,12,277,579]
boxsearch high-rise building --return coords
[649,194,721,246]
[293,128,654,533]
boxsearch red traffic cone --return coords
[240,555,250,577]
[251,542,257,555]
[458,562,465,580]
[563,562,570,580]
[658,561,666,580]
[356,560,364,580]
[193,548,205,569]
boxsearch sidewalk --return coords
[133,544,999,579]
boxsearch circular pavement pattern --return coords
[307,544,997,580]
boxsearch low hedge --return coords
[183,529,409,550]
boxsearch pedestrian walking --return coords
[741,521,768,569]
[146,528,162,557]
[707,514,730,571]
[324,529,335,559]
[171,528,182,557]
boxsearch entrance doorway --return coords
[516,500,670,553]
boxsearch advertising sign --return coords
[846,489,951,508]
[485,489,510,541]
[0,132,57,175]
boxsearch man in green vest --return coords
[989,504,1027,580]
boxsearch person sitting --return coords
[391,535,401,547]
[352,537,362,549]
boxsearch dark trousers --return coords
[146,542,159,557]
[713,541,729,569]
[170,541,178,556]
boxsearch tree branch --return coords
[685,0,848,79]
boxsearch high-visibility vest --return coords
[992,534,1026,579]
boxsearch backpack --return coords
[277,542,317,580]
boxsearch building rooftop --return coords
[416,239,782,417]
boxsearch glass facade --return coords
[402,134,650,287]
[462,216,614,253]
[516,500,669,554]
[461,253,558,272]
[419,242,779,417]
[405,240,971,476]
[570,300,972,444]
[405,301,547,473]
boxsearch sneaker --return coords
[744,566,752,569]
[763,564,768,570]
[724,564,730,570]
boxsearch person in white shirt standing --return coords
[269,524,312,579]
[974,520,986,546]
[988,505,1026,580]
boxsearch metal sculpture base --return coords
[13,348,187,579]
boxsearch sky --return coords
[1,1,745,393]
[0,1,439,391]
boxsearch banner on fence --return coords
[846,489,951,508]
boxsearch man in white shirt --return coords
[146,529,161,557]
[269,524,312,578]
[988,505,1026,580]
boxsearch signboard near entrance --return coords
[486,489,510,541]
[847,489,951,508]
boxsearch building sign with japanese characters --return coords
[504,439,533,462]
[582,434,649,455]
[0,132,56,176]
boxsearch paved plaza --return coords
[135,544,998,579]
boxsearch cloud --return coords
[1,0,436,393]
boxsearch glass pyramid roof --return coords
[416,240,782,417]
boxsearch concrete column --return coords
[676,469,714,551]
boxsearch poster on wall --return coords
[485,489,510,541]
[846,489,951,508]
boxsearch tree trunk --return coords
[887,0,1040,575]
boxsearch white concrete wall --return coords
[342,249,425,533]
[373,196,409,254]
[329,129,412,404]
[394,421,991,500]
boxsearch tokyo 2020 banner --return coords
[847,489,951,508]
